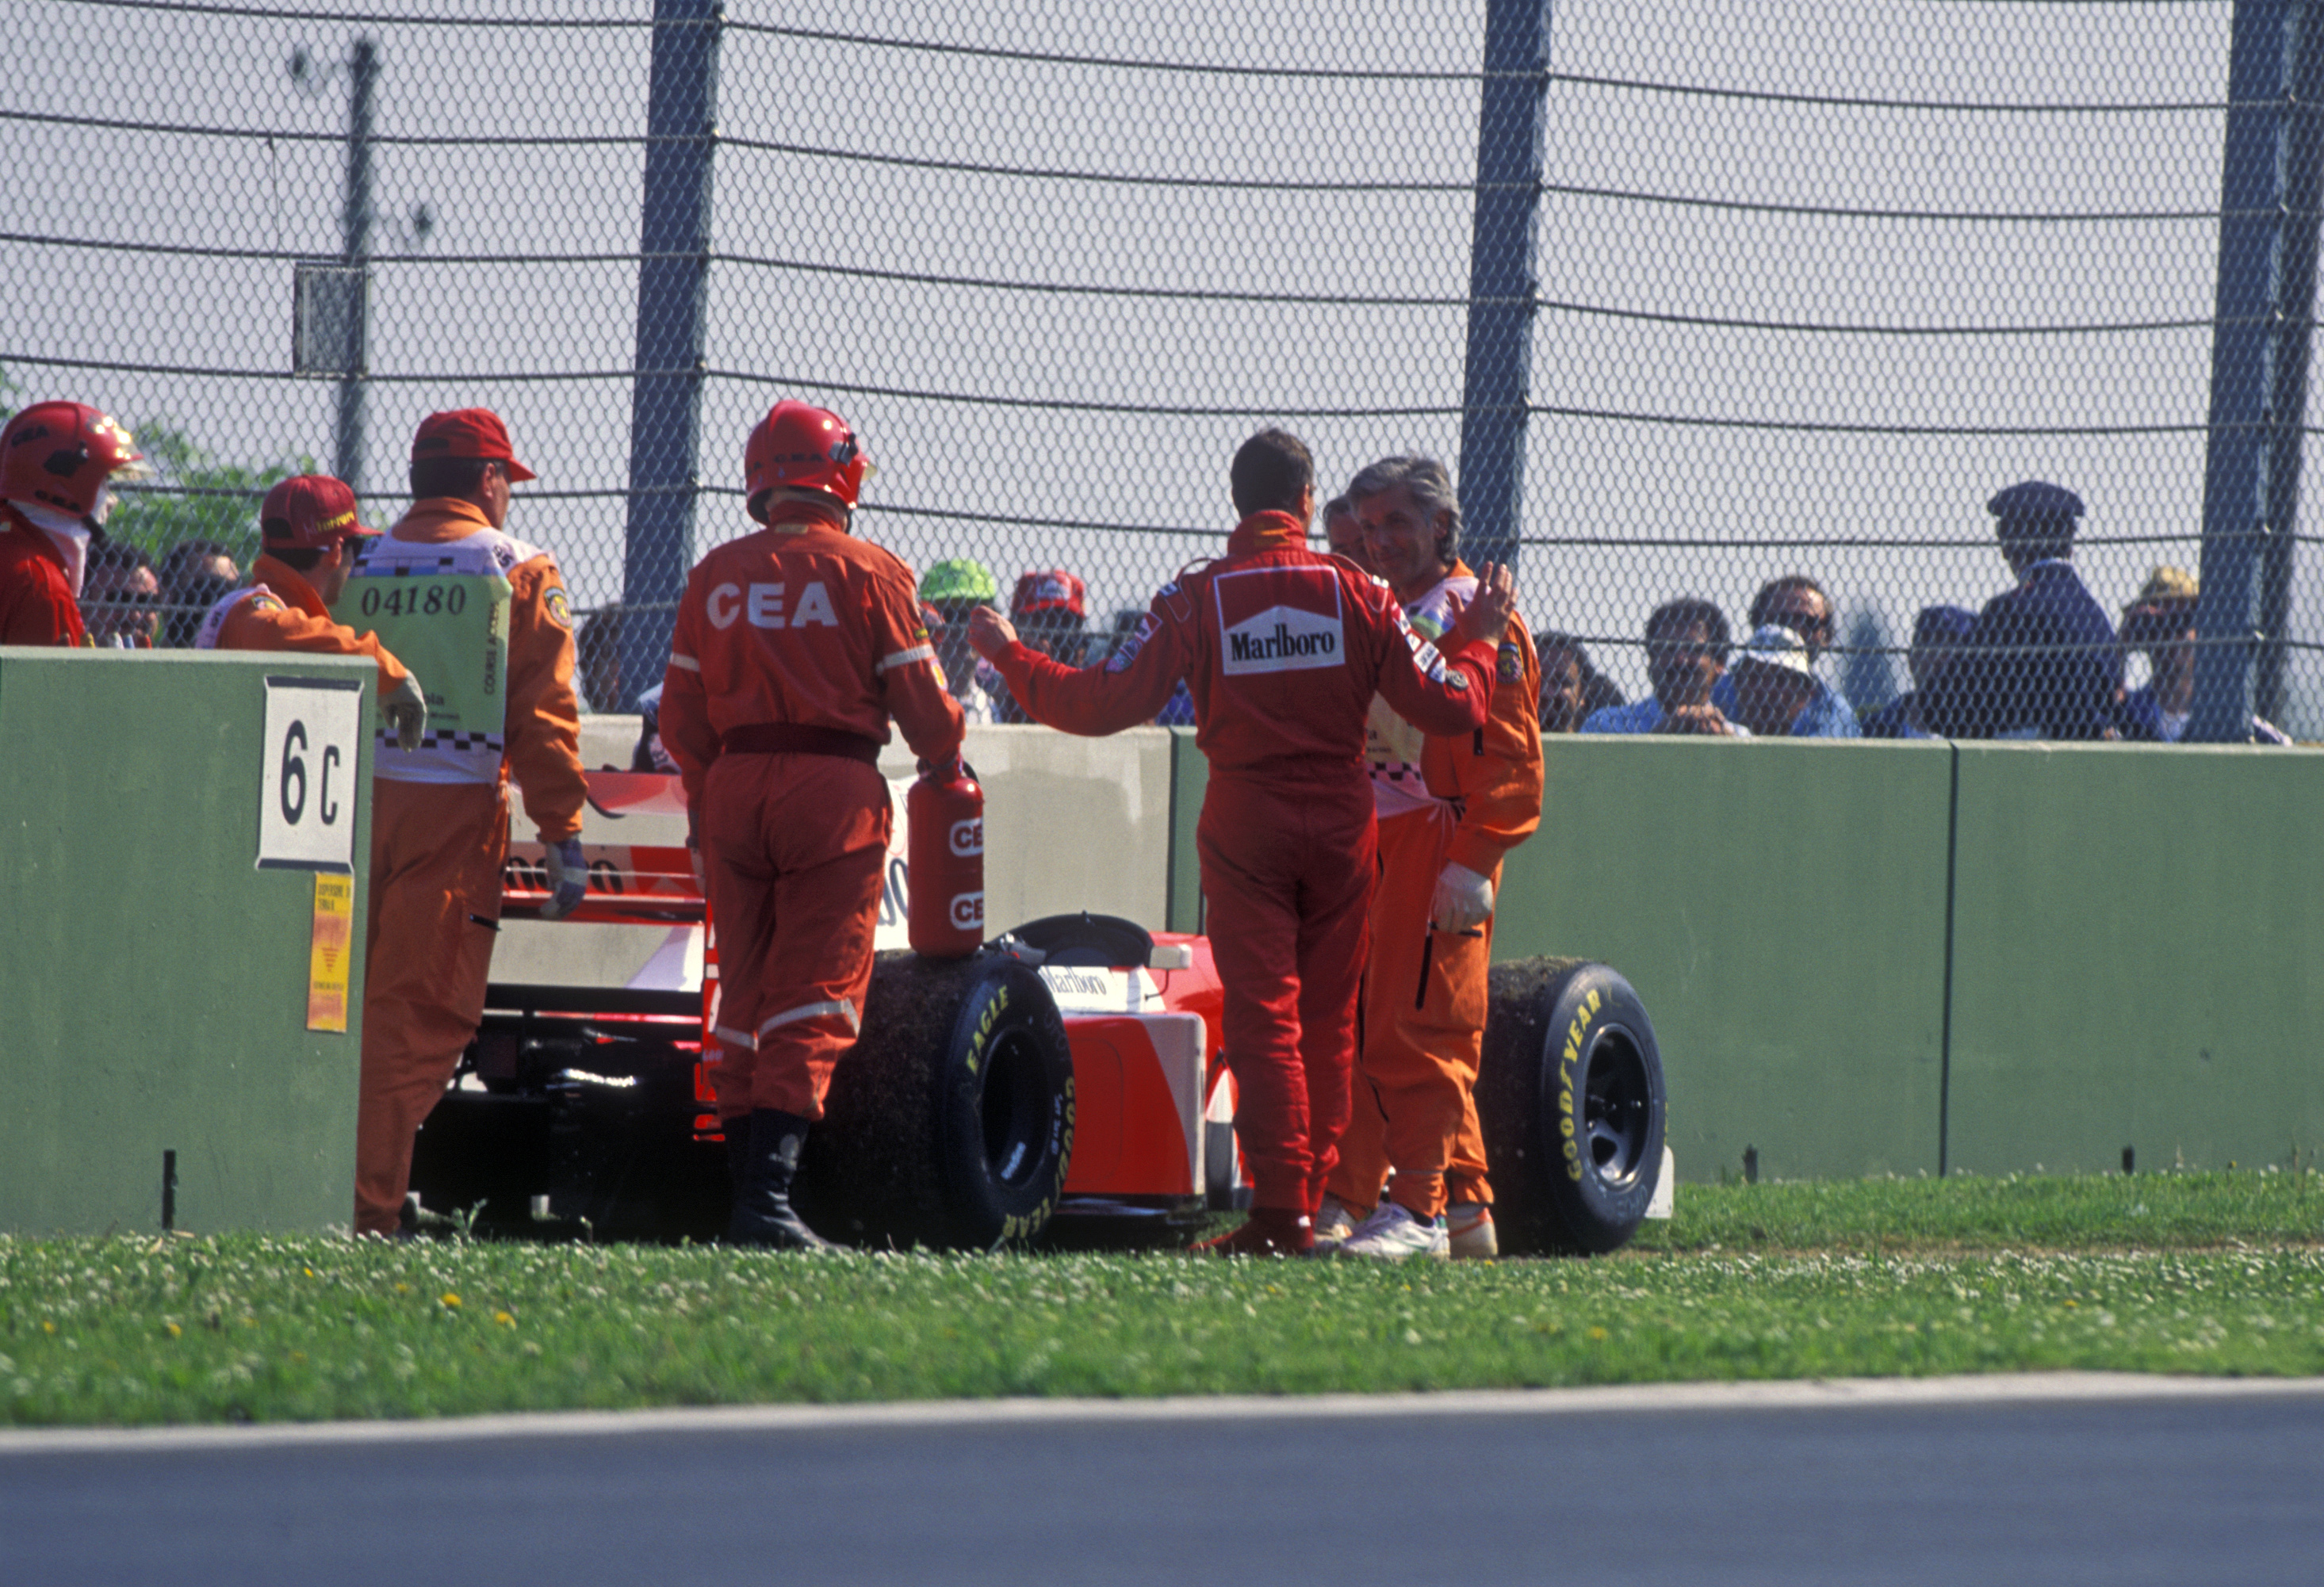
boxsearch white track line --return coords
[3,1372,2321,1455]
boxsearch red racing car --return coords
[411,771,1667,1255]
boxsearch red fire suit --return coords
[1330,563,1542,1219]
[354,499,586,1235]
[196,553,414,698]
[990,511,1498,1213]
[658,514,964,1123]
[0,505,87,646]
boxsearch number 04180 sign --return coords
[258,675,366,873]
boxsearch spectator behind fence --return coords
[1322,494,1369,567]
[1921,480,2121,740]
[82,540,160,648]
[1727,624,1827,737]
[919,559,1004,723]
[157,537,239,647]
[1535,630,1622,732]
[1710,575,1858,737]
[2115,565,2291,745]
[1861,604,1977,739]
[575,604,628,713]
[1582,598,1744,736]
[995,568,1089,724]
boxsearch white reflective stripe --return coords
[877,644,936,674]
[711,1024,756,1051]
[668,652,701,671]
[756,998,860,1038]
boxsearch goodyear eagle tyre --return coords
[794,951,1074,1250]
[1475,958,1665,1256]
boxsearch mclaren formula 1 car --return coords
[409,771,1667,1254]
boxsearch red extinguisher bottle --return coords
[908,758,985,957]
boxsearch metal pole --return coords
[2193,1,2324,740]
[618,0,722,711]
[1454,0,1554,573]
[333,36,377,490]
[2254,9,2324,724]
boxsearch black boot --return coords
[727,1109,837,1251]
[722,1119,751,1199]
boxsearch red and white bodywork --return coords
[503,770,1242,1218]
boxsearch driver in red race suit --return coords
[659,401,966,1250]
[968,429,1517,1255]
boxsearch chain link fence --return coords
[7,0,2321,737]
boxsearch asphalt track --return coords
[4,1375,2321,1585]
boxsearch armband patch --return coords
[543,587,572,630]
[1497,642,1523,683]
[248,593,287,617]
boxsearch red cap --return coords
[261,474,379,549]
[411,407,536,481]
[1010,569,1086,621]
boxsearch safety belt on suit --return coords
[332,533,513,778]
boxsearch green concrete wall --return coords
[1945,742,2324,1176]
[0,648,371,1234]
[1492,738,1956,1183]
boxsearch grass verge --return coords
[3,1171,2320,1428]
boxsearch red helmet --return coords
[745,400,871,520]
[2,401,151,518]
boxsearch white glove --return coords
[1430,861,1495,932]
[383,675,428,752]
[540,837,589,920]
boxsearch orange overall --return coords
[198,553,412,696]
[1329,564,1541,1218]
[352,500,585,1234]
[657,514,963,1122]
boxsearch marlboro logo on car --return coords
[1214,567,1345,675]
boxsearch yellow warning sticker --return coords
[307,872,354,1032]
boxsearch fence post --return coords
[1455,0,1553,573]
[332,36,377,491]
[2194,0,2324,740]
[618,0,723,712]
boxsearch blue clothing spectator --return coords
[1921,482,2121,740]
[1709,573,1858,735]
[1711,671,1859,737]
[1583,597,1749,736]
[1156,679,1197,726]
[2113,566,2291,744]
[1862,604,1976,740]
[1859,695,1931,739]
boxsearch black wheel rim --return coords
[980,1027,1050,1189]
[1582,1026,1653,1189]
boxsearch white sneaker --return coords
[1446,1202,1498,1260]
[1314,1193,1365,1248]
[1338,1202,1449,1261]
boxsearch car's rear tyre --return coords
[1476,958,1665,1255]
[795,950,1074,1250]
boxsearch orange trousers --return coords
[1328,805,1497,1219]
[700,752,890,1122]
[357,778,508,1235]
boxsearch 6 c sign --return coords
[257,676,366,872]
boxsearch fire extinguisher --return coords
[908,757,984,958]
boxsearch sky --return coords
[6,0,2314,725]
